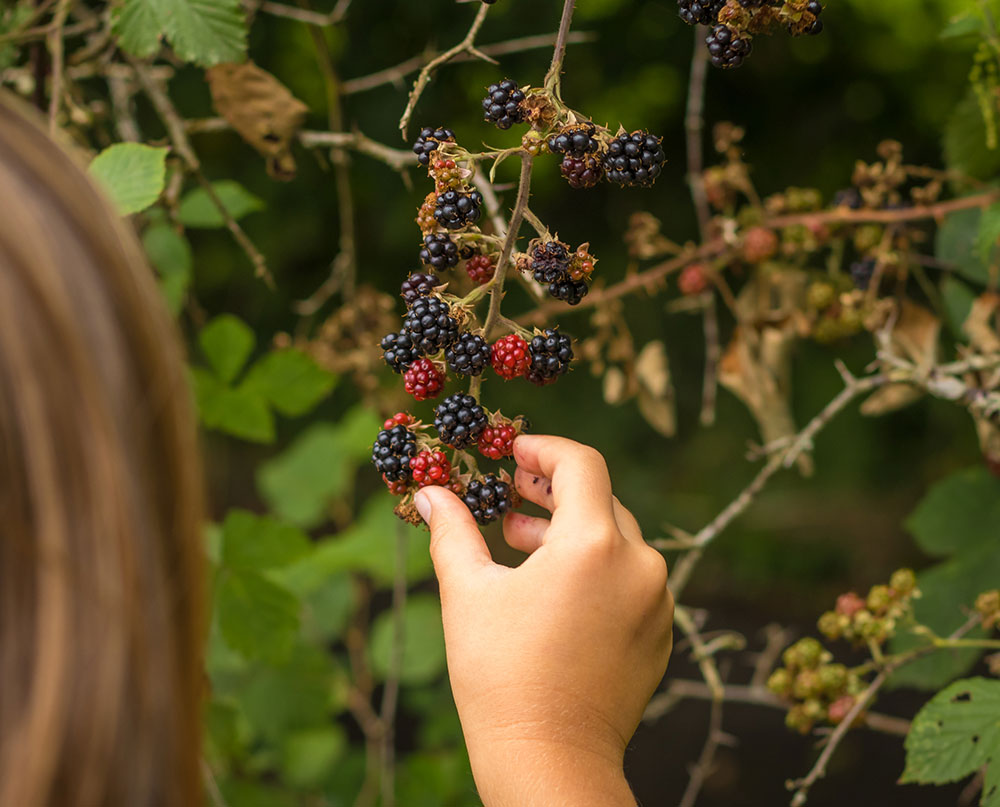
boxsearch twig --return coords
[298,129,416,171]
[379,524,409,807]
[244,0,352,26]
[398,2,492,140]
[699,291,719,427]
[202,759,230,807]
[542,0,577,99]
[675,605,725,699]
[685,28,711,240]
[679,696,727,807]
[44,0,70,136]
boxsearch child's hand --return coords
[415,435,674,807]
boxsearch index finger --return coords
[512,434,617,530]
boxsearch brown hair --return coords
[0,95,206,806]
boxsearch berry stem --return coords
[543,0,578,101]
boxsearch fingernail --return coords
[414,490,432,523]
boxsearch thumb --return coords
[415,486,494,588]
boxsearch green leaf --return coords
[902,678,1000,788]
[178,180,263,229]
[280,726,347,790]
[905,467,1000,557]
[200,314,255,383]
[221,509,310,571]
[193,370,275,443]
[218,779,297,807]
[979,204,1000,264]
[142,223,192,315]
[114,0,246,67]
[257,408,380,529]
[939,11,984,40]
[112,0,162,58]
[243,349,336,417]
[944,90,1000,181]
[217,569,299,663]
[942,276,977,336]
[298,572,353,643]
[88,143,167,216]
[937,208,991,285]
[369,594,447,686]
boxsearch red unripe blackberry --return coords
[434,189,483,229]
[403,358,445,401]
[482,78,526,130]
[678,264,709,295]
[445,333,491,377]
[463,474,513,524]
[604,130,666,187]
[560,154,604,189]
[478,420,518,460]
[434,393,488,449]
[827,695,856,725]
[401,272,440,306]
[402,297,460,355]
[465,254,495,284]
[410,449,452,487]
[526,328,573,385]
[383,412,413,430]
[371,424,417,481]
[491,334,531,380]
[381,331,418,372]
[742,227,778,262]
[383,474,411,496]
[412,127,455,166]
[419,234,459,270]
[706,24,751,69]
[835,592,866,618]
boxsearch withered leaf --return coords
[635,341,675,437]
[860,383,923,417]
[603,366,628,405]
[963,292,1000,354]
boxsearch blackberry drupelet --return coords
[463,474,513,524]
[419,233,460,270]
[400,272,439,306]
[434,189,483,229]
[412,127,455,166]
[482,79,526,130]
[403,296,460,355]
[547,124,600,158]
[604,130,667,187]
[560,154,604,189]
[434,393,488,449]
[677,0,724,26]
[706,24,751,69]
[371,424,417,482]
[526,328,574,385]
[445,333,491,377]
[381,331,418,372]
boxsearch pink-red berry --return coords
[410,450,452,487]
[835,592,866,618]
[383,474,411,496]
[491,334,531,380]
[478,421,518,460]
[403,358,445,401]
[741,226,778,262]
[679,263,709,295]
[383,412,413,430]
[466,254,496,284]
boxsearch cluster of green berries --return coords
[806,277,867,344]
[817,568,918,646]
[767,637,865,735]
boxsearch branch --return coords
[45,0,70,136]
[299,129,417,171]
[685,27,711,240]
[244,0,352,26]
[679,695,728,807]
[542,0,577,99]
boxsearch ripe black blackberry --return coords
[482,79,526,130]
[463,474,513,525]
[677,0,724,26]
[547,124,600,158]
[371,424,418,482]
[548,278,589,306]
[434,393,488,449]
[419,233,460,270]
[527,328,574,385]
[706,24,751,69]
[530,240,571,286]
[850,259,875,291]
[603,130,666,187]
[434,189,483,229]
[400,272,439,307]
[381,331,418,372]
[560,155,604,189]
[412,127,455,166]
[402,296,460,355]
[805,1,824,34]
[445,333,491,377]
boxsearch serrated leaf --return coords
[902,678,1000,786]
[280,726,347,790]
[220,509,310,571]
[942,276,977,336]
[142,223,192,314]
[905,467,1000,557]
[217,569,299,663]
[193,370,275,444]
[937,207,991,285]
[114,0,246,67]
[242,349,336,417]
[112,1,162,58]
[89,143,167,216]
[200,314,255,383]
[369,594,447,686]
[944,90,1000,181]
[178,180,263,228]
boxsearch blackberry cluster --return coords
[527,328,574,385]
[547,124,600,158]
[434,393,488,449]
[463,474,512,525]
[403,358,445,401]
[412,127,455,166]
[445,333,491,377]
[381,331,418,372]
[419,233,459,269]
[403,296,459,355]
[604,131,666,187]
[530,241,590,306]
[465,253,495,284]
[400,272,439,306]
[434,189,483,229]
[560,155,604,189]
[371,424,417,482]
[677,0,724,26]
[706,24,752,69]
[801,0,824,35]
[482,79,526,130]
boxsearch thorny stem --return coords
[543,0,578,100]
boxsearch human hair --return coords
[0,94,206,806]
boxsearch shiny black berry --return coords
[434,189,483,230]
[803,0,823,34]
[403,296,460,355]
[549,278,589,305]
[482,79,526,130]
[434,393,488,449]
[678,0,724,26]
[560,154,604,189]
[412,127,455,166]
[530,241,571,285]
[850,259,875,291]
[706,24,751,69]
[419,233,460,270]
[527,328,573,385]
[371,425,418,482]
[445,333,491,377]
[401,272,439,307]
[547,124,600,158]
[463,474,513,525]
[381,331,418,372]
[603,130,666,187]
